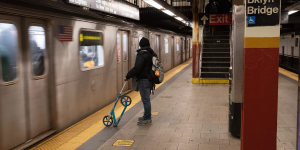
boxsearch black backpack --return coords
[142,51,164,94]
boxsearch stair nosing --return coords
[202,67,230,68]
[202,72,229,73]
[203,48,230,49]
[203,42,230,44]
[202,57,230,58]
[204,35,229,36]
[202,52,230,53]
[202,61,230,63]
[200,78,230,80]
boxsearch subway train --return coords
[279,33,299,73]
[0,1,192,150]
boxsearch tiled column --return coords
[241,3,280,150]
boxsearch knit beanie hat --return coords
[139,37,150,47]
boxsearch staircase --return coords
[200,25,230,83]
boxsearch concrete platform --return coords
[31,61,298,150]
[96,65,240,150]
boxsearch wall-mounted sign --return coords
[209,14,232,25]
[246,0,280,26]
[198,14,232,25]
[68,0,140,20]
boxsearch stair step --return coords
[204,25,230,31]
[203,48,230,52]
[203,43,230,48]
[202,57,230,62]
[204,31,229,35]
[202,72,229,73]
[202,52,230,57]
[201,72,229,78]
[204,39,229,43]
[202,62,230,67]
[202,67,229,72]
[201,78,229,80]
[204,35,230,39]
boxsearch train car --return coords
[0,1,192,150]
[279,33,299,73]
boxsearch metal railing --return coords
[198,26,204,84]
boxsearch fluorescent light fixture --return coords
[175,17,183,21]
[288,10,299,15]
[162,9,175,16]
[143,0,164,9]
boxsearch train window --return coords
[139,36,142,49]
[156,36,159,53]
[29,26,46,76]
[296,38,299,47]
[0,23,18,82]
[176,38,179,51]
[123,33,128,61]
[164,38,169,53]
[117,32,121,62]
[79,30,104,70]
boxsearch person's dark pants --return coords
[139,79,151,119]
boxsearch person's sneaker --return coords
[138,116,144,121]
[137,117,152,126]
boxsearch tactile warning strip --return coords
[279,67,298,81]
[31,59,192,150]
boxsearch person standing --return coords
[205,0,220,35]
[218,0,232,13]
[125,37,156,126]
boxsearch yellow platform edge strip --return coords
[279,67,298,81]
[192,78,229,84]
[31,59,192,150]
[244,37,280,48]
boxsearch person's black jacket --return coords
[126,46,156,80]
[218,0,232,13]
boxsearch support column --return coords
[192,0,200,82]
[192,0,204,83]
[241,0,280,149]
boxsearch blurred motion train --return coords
[0,1,192,149]
[280,33,299,73]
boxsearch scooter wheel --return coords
[121,96,132,106]
[103,115,113,127]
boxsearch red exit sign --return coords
[209,14,232,25]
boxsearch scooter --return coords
[103,81,132,127]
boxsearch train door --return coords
[291,46,294,68]
[282,46,285,65]
[155,35,161,60]
[180,38,184,63]
[188,39,191,58]
[175,37,180,65]
[186,40,189,59]
[0,15,51,150]
[117,30,129,92]
[171,37,174,68]
[190,39,193,58]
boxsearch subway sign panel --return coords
[68,0,140,20]
[246,0,280,26]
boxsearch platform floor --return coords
[31,61,298,150]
